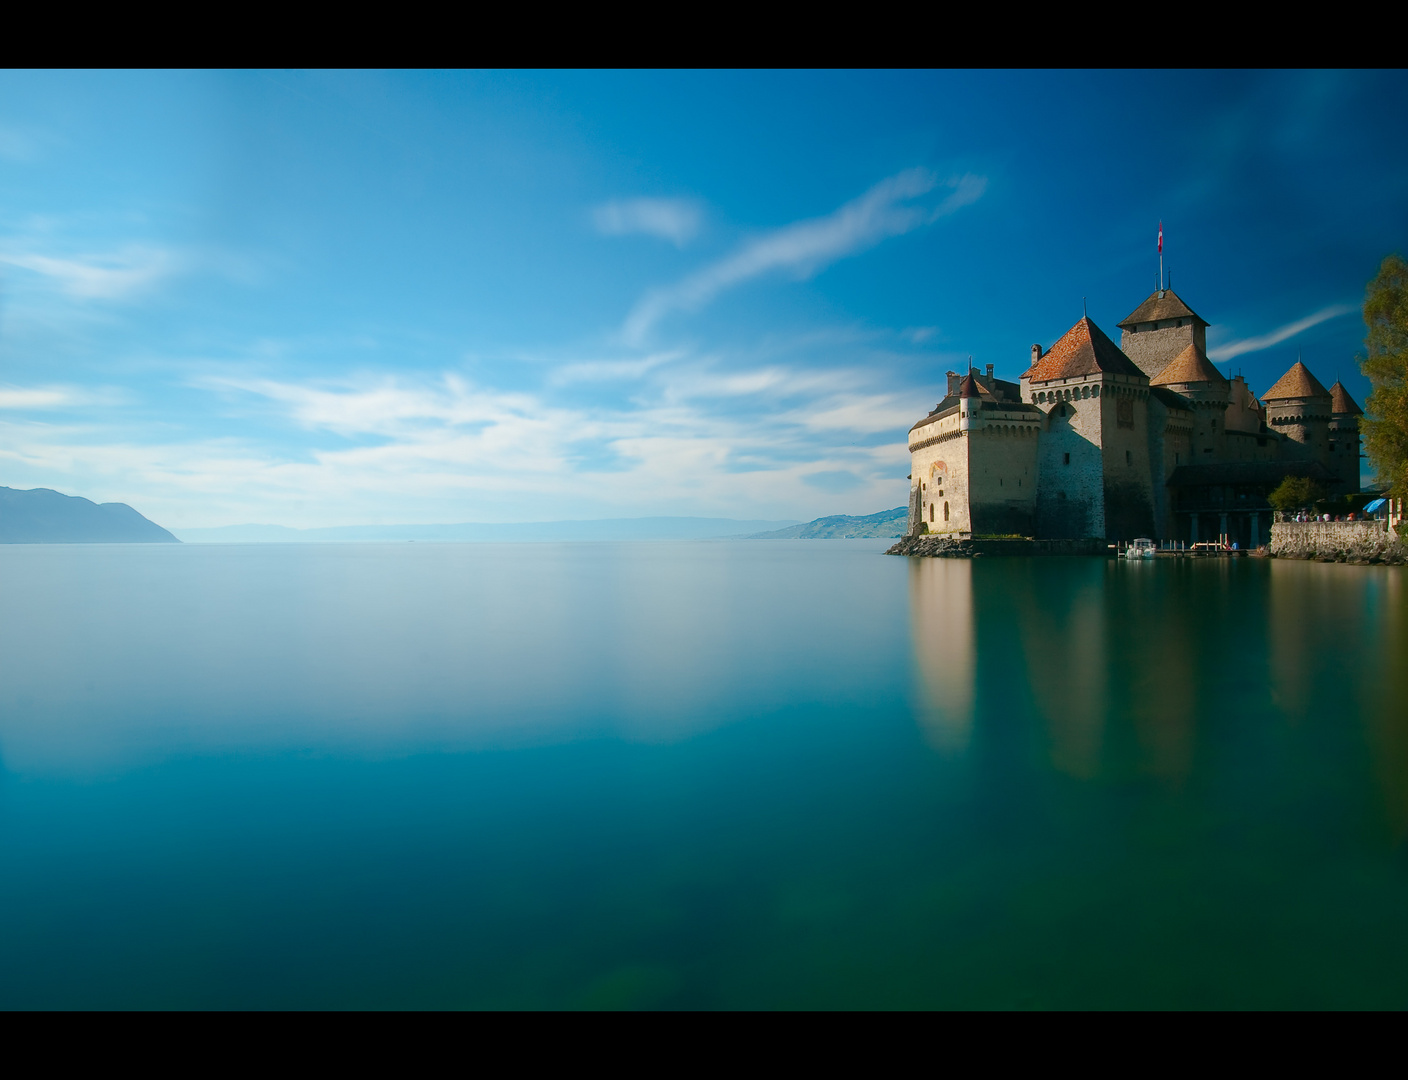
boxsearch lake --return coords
[1,541,1406,1008]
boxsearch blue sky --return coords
[1,70,1405,528]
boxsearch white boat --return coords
[1122,537,1157,559]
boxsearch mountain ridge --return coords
[0,486,179,543]
[745,507,908,539]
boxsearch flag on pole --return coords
[1158,222,1163,254]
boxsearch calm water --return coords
[1,541,1406,1009]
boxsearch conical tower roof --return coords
[1117,288,1208,330]
[1150,342,1228,387]
[1024,316,1144,382]
[958,372,980,398]
[1262,360,1331,401]
[1329,381,1363,416]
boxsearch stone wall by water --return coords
[886,536,1108,558]
[1270,520,1405,563]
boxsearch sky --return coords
[1,69,1405,529]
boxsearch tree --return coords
[1269,475,1323,512]
[1362,254,1408,498]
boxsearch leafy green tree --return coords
[1362,254,1408,497]
[1269,475,1323,512]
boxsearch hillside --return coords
[0,487,179,543]
[746,507,908,539]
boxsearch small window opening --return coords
[943,502,949,522]
[1126,450,1132,465]
[930,504,934,523]
[1063,452,1070,465]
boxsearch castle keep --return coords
[906,285,1361,547]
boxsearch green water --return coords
[1,542,1405,1008]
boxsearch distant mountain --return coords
[746,507,909,539]
[0,487,179,544]
[175,516,800,543]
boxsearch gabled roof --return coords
[1262,360,1331,401]
[1117,288,1208,329]
[1024,316,1145,382]
[1150,342,1229,387]
[1329,381,1363,416]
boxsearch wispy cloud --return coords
[0,246,181,300]
[622,169,986,344]
[547,352,679,386]
[0,343,928,528]
[1208,303,1355,361]
[593,198,703,246]
[0,387,79,410]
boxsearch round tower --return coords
[1150,342,1229,458]
[1262,360,1333,465]
[1328,380,1364,494]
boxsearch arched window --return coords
[943,502,950,522]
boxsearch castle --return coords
[906,284,1362,547]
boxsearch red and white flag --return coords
[1158,221,1163,254]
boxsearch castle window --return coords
[1126,450,1132,465]
[1063,452,1070,465]
[930,504,934,522]
[944,502,949,522]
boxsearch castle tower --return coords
[1023,316,1155,541]
[1262,360,1334,477]
[1328,380,1364,494]
[1117,288,1209,381]
[1150,342,1230,459]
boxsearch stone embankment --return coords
[886,535,1107,558]
[1270,520,1405,564]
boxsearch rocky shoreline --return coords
[885,535,1107,558]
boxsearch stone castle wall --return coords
[1119,322,1201,380]
[908,409,969,535]
[1270,520,1404,563]
[1099,384,1157,540]
[968,415,1040,536]
[1035,386,1106,539]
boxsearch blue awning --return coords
[1364,497,1388,514]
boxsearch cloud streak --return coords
[622,169,986,344]
[1209,303,1355,361]
[0,246,181,300]
[593,198,702,246]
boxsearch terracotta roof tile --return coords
[1023,316,1145,382]
[1150,342,1228,387]
[1262,361,1331,401]
[1329,380,1363,416]
[1117,288,1208,329]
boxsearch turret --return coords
[1328,380,1364,494]
[1262,360,1333,473]
[958,372,980,431]
[1150,342,1229,457]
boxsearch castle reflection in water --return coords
[909,558,1408,818]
